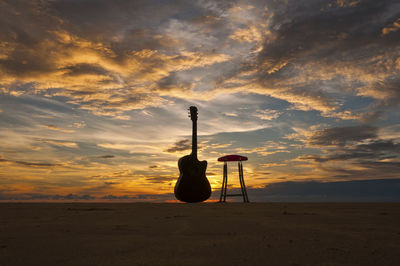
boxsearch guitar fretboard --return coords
[192,118,197,158]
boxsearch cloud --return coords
[1,0,399,122]
[156,72,194,92]
[223,112,238,117]
[230,25,263,43]
[300,139,400,163]
[260,163,287,167]
[98,155,115,159]
[164,139,191,153]
[97,143,158,153]
[249,179,400,202]
[73,121,86,128]
[382,18,400,35]
[0,157,61,168]
[40,124,75,133]
[145,175,176,184]
[309,125,378,146]
[296,124,400,179]
[0,1,233,118]
[61,63,109,77]
[204,0,400,119]
[252,109,280,120]
[36,138,79,148]
[334,0,360,8]
[13,161,59,167]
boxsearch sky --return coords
[0,0,399,201]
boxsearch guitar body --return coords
[174,106,211,203]
[175,154,211,203]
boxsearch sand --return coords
[0,203,399,265]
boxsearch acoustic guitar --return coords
[174,106,211,203]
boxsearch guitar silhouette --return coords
[174,106,211,203]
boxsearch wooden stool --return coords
[218,155,249,203]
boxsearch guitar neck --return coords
[192,119,197,158]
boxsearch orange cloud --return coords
[382,18,400,36]
[40,124,75,133]
[230,25,263,43]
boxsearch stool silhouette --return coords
[218,155,249,202]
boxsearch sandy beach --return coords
[1,203,399,265]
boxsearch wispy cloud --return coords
[40,124,75,133]
[252,109,280,120]
[36,138,79,148]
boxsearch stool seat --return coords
[218,154,248,162]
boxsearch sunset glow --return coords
[0,0,399,201]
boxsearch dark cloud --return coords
[156,72,193,92]
[48,0,185,42]
[356,139,400,154]
[0,157,60,167]
[304,134,400,162]
[300,137,400,180]
[299,123,400,179]
[0,47,55,78]
[248,179,400,202]
[104,181,118,185]
[355,161,400,175]
[55,194,95,200]
[114,28,180,52]
[375,76,400,107]
[360,111,385,123]
[0,1,62,78]
[259,0,400,65]
[98,155,115,159]
[62,63,109,76]
[164,139,191,153]
[309,125,378,146]
[145,176,176,184]
[101,195,129,200]
[14,161,60,167]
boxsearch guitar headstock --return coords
[188,106,198,121]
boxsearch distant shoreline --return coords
[2,178,399,202]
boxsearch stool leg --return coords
[240,162,249,203]
[238,161,246,202]
[223,161,228,202]
[219,162,226,202]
